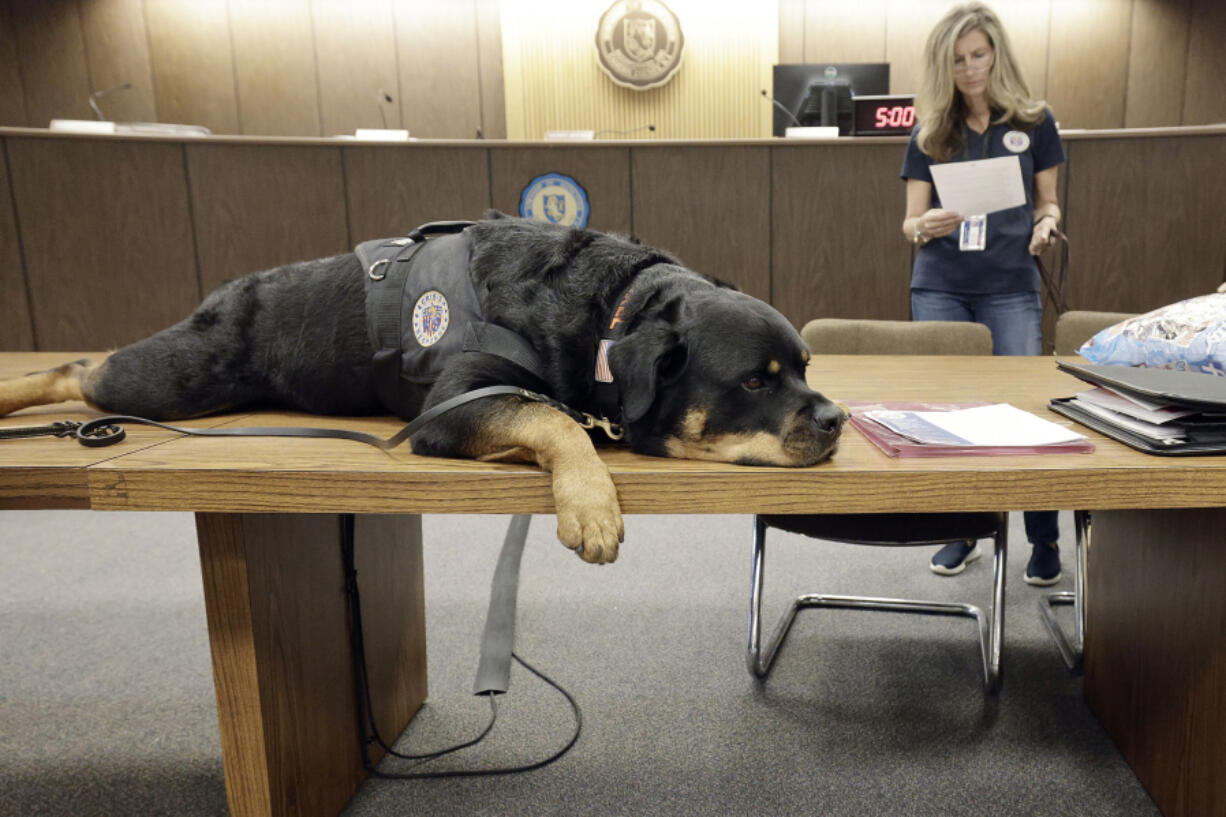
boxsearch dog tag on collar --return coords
[959,214,987,252]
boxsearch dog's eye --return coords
[742,375,765,391]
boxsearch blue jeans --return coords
[911,289,1059,546]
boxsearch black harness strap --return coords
[461,322,546,380]
[67,385,544,450]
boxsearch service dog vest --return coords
[357,222,545,417]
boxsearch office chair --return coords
[748,318,1007,693]
[1041,310,1135,671]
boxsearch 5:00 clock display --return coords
[875,104,915,129]
[851,94,918,136]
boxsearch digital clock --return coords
[852,94,917,136]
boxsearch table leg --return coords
[196,513,426,817]
[1084,508,1226,817]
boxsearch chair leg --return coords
[746,515,1007,693]
[747,515,793,677]
[984,522,1007,693]
[1038,509,1088,672]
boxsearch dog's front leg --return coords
[422,399,623,564]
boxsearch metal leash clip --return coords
[0,420,85,441]
[577,412,624,441]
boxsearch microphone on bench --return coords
[376,89,394,129]
[761,89,802,128]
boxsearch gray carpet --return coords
[0,510,1159,817]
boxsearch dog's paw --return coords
[552,465,624,564]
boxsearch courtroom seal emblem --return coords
[519,173,590,228]
[595,0,685,90]
[412,290,450,347]
[1003,129,1030,153]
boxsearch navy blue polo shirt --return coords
[901,109,1065,294]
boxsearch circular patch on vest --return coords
[1003,129,1030,153]
[412,290,450,347]
[595,0,685,90]
[519,173,590,228]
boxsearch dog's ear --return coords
[608,322,689,424]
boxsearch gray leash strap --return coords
[473,514,532,695]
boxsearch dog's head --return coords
[607,270,844,466]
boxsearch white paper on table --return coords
[1066,396,1186,442]
[1073,387,1198,425]
[929,155,1026,216]
[866,403,1087,446]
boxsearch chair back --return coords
[1053,310,1136,356]
[800,318,993,356]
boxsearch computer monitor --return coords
[771,63,890,136]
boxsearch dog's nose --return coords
[812,400,845,434]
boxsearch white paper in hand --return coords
[929,155,1026,216]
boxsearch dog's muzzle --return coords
[813,400,845,436]
[783,398,844,465]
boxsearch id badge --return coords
[959,215,987,252]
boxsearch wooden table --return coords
[3,352,1224,817]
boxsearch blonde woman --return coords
[900,2,1065,584]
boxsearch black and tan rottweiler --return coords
[0,214,844,563]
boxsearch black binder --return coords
[1049,361,1226,455]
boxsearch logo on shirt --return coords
[1003,130,1030,153]
[595,0,685,90]
[520,173,590,228]
[412,290,450,347]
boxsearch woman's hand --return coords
[919,208,962,239]
[1029,216,1056,255]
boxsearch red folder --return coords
[846,401,1096,458]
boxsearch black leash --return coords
[343,513,583,779]
[1,384,624,450]
[1036,227,1070,315]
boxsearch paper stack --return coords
[1049,361,1226,454]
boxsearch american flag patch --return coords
[594,339,615,382]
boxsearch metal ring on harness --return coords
[368,258,392,281]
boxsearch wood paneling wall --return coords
[0,3,27,126]
[785,0,1225,130]
[0,141,32,348]
[772,143,911,327]
[185,145,350,294]
[228,0,320,137]
[1182,0,1226,126]
[1,128,1223,352]
[631,146,772,299]
[5,135,199,349]
[344,146,492,240]
[1063,134,1226,313]
[0,0,503,139]
[1,1,1222,138]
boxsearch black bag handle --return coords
[406,220,476,243]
